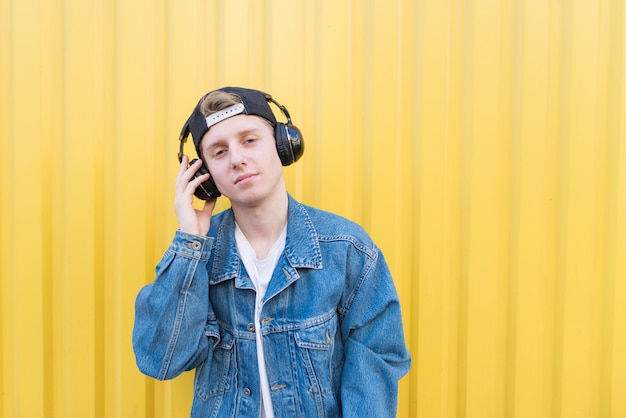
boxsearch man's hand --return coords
[174,156,216,236]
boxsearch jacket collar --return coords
[209,195,322,286]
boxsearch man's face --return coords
[199,114,284,206]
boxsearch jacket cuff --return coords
[170,230,213,260]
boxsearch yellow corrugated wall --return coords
[1,0,625,417]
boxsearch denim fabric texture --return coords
[133,195,411,417]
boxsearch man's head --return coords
[179,87,304,202]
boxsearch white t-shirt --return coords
[235,223,287,418]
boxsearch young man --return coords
[133,87,411,417]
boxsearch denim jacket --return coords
[133,195,411,417]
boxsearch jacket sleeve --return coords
[340,247,412,417]
[132,230,214,380]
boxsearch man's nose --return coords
[229,145,246,167]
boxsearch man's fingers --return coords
[185,172,210,196]
[176,157,206,194]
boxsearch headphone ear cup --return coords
[274,123,304,166]
[190,159,221,200]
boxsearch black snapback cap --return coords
[186,87,277,155]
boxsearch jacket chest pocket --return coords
[294,316,337,397]
[195,328,235,402]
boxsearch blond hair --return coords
[199,91,242,118]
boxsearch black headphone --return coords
[178,93,304,200]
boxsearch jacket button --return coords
[247,323,255,331]
[243,387,251,396]
[191,241,201,250]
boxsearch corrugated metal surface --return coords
[1,0,625,417]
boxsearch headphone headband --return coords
[265,94,293,125]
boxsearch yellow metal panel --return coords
[1,0,625,417]
[8,0,46,416]
[0,0,13,413]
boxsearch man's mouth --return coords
[235,173,256,185]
